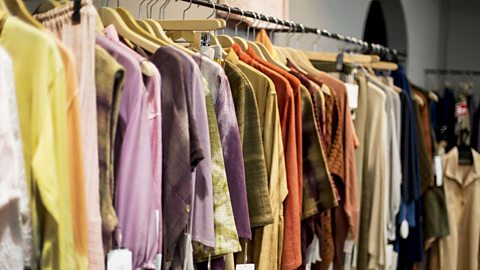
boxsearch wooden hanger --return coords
[273,46,288,64]
[115,7,169,47]
[157,19,225,31]
[98,7,159,53]
[304,51,372,64]
[136,19,155,36]
[365,61,398,71]
[32,0,61,14]
[4,0,43,28]
[255,42,291,70]
[143,19,173,44]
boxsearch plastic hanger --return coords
[98,7,160,53]
[4,0,43,28]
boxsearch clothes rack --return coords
[169,0,405,59]
[425,69,480,76]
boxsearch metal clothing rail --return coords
[425,69,480,76]
[176,0,405,59]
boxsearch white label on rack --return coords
[345,83,359,111]
[107,249,132,270]
[434,156,443,186]
[236,264,255,270]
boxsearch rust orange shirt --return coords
[232,44,302,270]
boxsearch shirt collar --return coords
[444,147,480,187]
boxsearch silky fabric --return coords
[96,35,158,269]
[94,45,125,253]
[148,47,210,269]
[104,25,163,258]
[224,61,273,228]
[193,53,251,240]
[166,47,215,252]
[227,51,287,270]
[0,17,75,269]
[0,47,30,269]
[287,59,337,212]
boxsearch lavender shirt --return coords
[96,35,158,269]
[193,54,251,239]
[103,26,163,257]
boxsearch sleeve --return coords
[114,85,157,269]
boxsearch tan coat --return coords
[430,147,480,270]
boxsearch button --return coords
[185,204,191,213]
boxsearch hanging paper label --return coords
[236,264,255,270]
[434,156,443,186]
[400,220,409,239]
[345,83,359,111]
[155,254,162,270]
[107,249,132,270]
[455,102,468,118]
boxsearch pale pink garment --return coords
[34,2,105,269]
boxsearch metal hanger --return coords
[231,7,248,51]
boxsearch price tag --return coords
[236,264,255,270]
[155,254,162,270]
[345,83,359,111]
[107,249,132,270]
[400,220,409,239]
[434,156,443,186]
[455,102,468,118]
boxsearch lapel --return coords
[443,147,480,187]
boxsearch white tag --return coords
[390,250,398,270]
[236,264,255,270]
[434,156,443,186]
[343,239,355,253]
[385,244,393,269]
[400,220,409,239]
[155,254,162,270]
[345,83,359,111]
[107,249,132,270]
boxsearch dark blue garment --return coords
[392,65,424,269]
[434,88,457,151]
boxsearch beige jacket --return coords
[430,147,480,270]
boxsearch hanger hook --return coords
[235,8,245,36]
[182,0,193,20]
[148,0,160,19]
[158,0,170,19]
[206,1,216,19]
[247,12,257,40]
[270,17,278,40]
[295,24,305,48]
[253,13,263,39]
[287,21,295,46]
[138,0,148,18]
[222,5,231,35]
